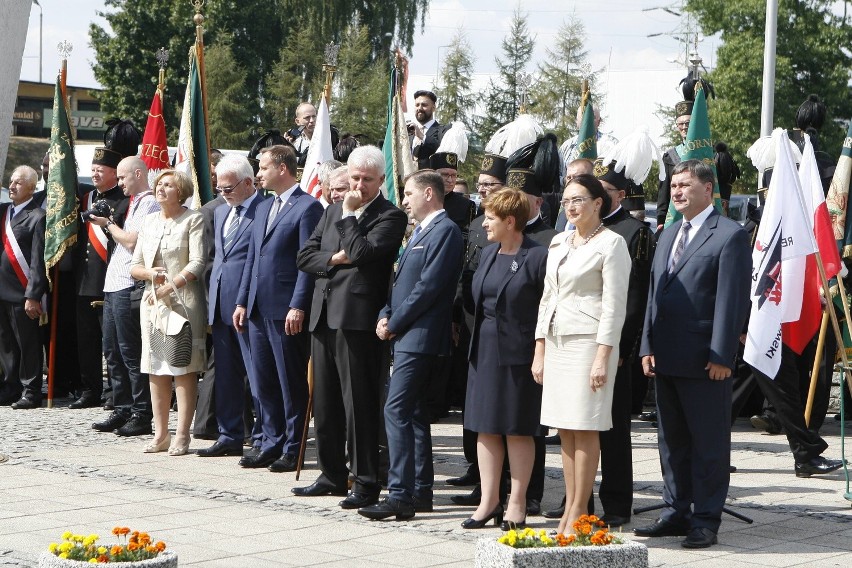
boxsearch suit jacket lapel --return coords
[263,187,303,243]
[496,245,528,300]
[397,212,444,275]
[666,212,717,281]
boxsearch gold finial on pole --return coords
[516,72,532,115]
[322,42,340,103]
[156,47,169,91]
[57,40,73,98]
[191,0,206,44]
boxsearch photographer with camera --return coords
[70,122,137,409]
[89,157,159,435]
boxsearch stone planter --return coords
[475,538,648,568]
[39,551,178,568]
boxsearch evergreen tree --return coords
[476,9,536,143]
[530,17,592,142]
[684,0,852,184]
[264,33,325,131]
[204,38,253,149]
[435,30,477,125]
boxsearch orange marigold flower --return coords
[97,555,109,563]
[155,542,166,552]
[112,527,120,536]
[566,534,576,543]
[120,528,130,536]
[588,515,599,522]
[578,514,590,523]
[110,545,123,555]
[578,523,592,535]
[127,542,139,551]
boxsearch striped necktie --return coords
[669,220,691,273]
[223,204,243,251]
[266,196,282,235]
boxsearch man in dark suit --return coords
[452,167,557,514]
[410,90,449,169]
[71,146,130,409]
[359,170,463,521]
[197,154,264,458]
[636,159,750,549]
[0,166,47,408]
[594,159,655,525]
[294,148,408,507]
[234,145,323,472]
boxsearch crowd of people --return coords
[0,85,847,550]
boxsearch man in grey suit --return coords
[359,170,463,521]
[636,160,750,549]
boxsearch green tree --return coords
[204,38,253,149]
[476,8,536,143]
[435,30,477,125]
[530,17,592,141]
[264,33,325,130]
[331,24,390,145]
[685,0,852,185]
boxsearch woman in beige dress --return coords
[532,174,630,534]
[130,170,206,456]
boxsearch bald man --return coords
[0,166,47,409]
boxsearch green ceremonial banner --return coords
[382,56,415,208]
[382,59,398,207]
[176,46,213,207]
[664,82,723,227]
[576,93,597,160]
[44,76,79,277]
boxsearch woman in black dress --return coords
[462,188,549,529]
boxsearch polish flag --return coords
[300,97,334,199]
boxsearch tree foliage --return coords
[204,38,253,149]
[476,9,536,143]
[435,30,477,125]
[89,0,431,147]
[685,0,852,186]
[530,17,593,142]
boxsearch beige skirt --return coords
[539,333,618,431]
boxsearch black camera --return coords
[81,200,113,221]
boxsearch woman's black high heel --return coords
[500,516,527,532]
[461,504,504,529]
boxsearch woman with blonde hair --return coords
[131,170,207,456]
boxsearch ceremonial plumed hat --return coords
[505,133,561,196]
[93,118,141,168]
[505,168,540,197]
[247,129,295,173]
[714,142,740,201]
[675,74,715,117]
[480,153,507,182]
[429,151,459,171]
[796,94,826,131]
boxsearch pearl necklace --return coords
[571,223,604,248]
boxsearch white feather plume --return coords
[484,115,543,158]
[746,128,803,171]
[601,125,663,183]
[435,121,470,163]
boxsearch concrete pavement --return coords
[1,402,851,567]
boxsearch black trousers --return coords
[751,345,829,463]
[598,360,633,518]
[76,295,104,398]
[312,324,386,494]
[0,299,43,401]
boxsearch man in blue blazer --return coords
[637,160,750,548]
[234,145,323,471]
[198,155,264,458]
[359,170,463,521]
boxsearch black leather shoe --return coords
[795,456,844,478]
[239,449,279,468]
[544,434,561,445]
[340,491,379,510]
[292,480,348,497]
[197,441,243,457]
[103,400,115,411]
[461,504,504,529]
[500,516,526,532]
[542,496,565,519]
[69,395,100,409]
[750,413,782,434]
[11,398,39,410]
[358,497,415,521]
[92,410,128,432]
[526,498,541,516]
[638,411,657,422]
[633,518,689,537]
[446,471,479,486]
[682,527,718,548]
[412,495,433,513]
[268,454,298,472]
[450,485,481,506]
[115,415,153,437]
[600,514,630,527]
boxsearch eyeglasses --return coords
[440,172,458,181]
[561,196,593,208]
[216,180,243,194]
[676,120,690,128]
[476,182,502,190]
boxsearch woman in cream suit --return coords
[532,174,629,534]
[131,170,206,456]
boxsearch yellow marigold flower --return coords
[97,546,106,554]
[88,559,98,564]
[49,543,59,553]
[61,531,72,540]
[83,536,96,547]
[59,553,69,559]
[59,542,74,553]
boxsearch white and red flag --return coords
[140,85,170,183]
[744,129,817,378]
[300,97,334,199]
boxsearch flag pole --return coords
[813,253,852,404]
[834,277,852,401]
[191,1,212,169]
[805,311,830,426]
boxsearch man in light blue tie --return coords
[359,170,463,521]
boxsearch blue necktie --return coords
[223,205,243,251]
